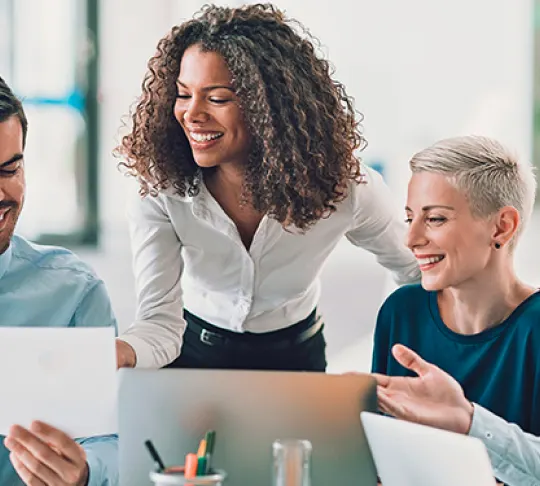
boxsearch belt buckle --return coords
[200,329,221,346]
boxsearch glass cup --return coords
[272,439,313,486]
[149,467,226,486]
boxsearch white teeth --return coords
[418,255,444,266]
[190,132,223,142]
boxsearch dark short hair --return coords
[0,76,28,147]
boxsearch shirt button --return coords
[485,432,493,439]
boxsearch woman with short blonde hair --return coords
[372,135,539,485]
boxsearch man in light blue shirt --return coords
[0,77,118,485]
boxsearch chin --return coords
[420,275,447,292]
[193,157,220,169]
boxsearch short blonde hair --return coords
[410,136,537,245]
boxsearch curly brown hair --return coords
[117,3,366,230]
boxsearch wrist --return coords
[458,400,474,435]
[77,462,89,486]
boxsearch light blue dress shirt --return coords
[470,404,540,486]
[0,235,118,486]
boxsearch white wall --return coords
[273,0,533,201]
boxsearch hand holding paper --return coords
[5,421,89,486]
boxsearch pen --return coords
[196,456,207,475]
[144,439,166,472]
[204,430,216,474]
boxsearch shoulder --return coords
[346,164,401,219]
[378,284,429,322]
[127,186,195,221]
[381,283,429,310]
[515,292,540,336]
[11,234,100,286]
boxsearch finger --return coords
[10,452,47,486]
[30,422,85,465]
[377,388,410,420]
[376,390,396,416]
[7,426,79,482]
[371,373,391,387]
[8,444,61,486]
[392,344,431,377]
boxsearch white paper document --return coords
[0,327,117,437]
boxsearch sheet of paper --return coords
[0,327,117,438]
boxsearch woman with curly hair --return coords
[115,3,420,370]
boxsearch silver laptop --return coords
[361,412,497,486]
[119,369,378,486]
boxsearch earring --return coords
[494,242,501,249]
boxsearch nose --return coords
[406,217,429,250]
[183,97,209,125]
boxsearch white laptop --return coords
[361,412,497,486]
[119,369,379,486]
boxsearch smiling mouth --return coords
[0,208,12,229]
[189,132,224,143]
[0,208,11,221]
[417,255,445,270]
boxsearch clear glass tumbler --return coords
[272,439,312,486]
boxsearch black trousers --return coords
[166,309,327,372]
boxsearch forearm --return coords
[345,167,420,285]
[120,312,185,368]
[469,404,540,486]
[78,435,118,486]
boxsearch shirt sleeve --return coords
[78,435,118,486]
[70,280,118,334]
[469,403,540,485]
[70,283,119,485]
[345,165,421,286]
[119,192,186,369]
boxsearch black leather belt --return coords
[184,309,323,350]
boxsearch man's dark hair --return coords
[0,76,28,147]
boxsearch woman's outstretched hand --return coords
[373,344,474,435]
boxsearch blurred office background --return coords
[1,0,539,371]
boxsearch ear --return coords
[491,206,520,246]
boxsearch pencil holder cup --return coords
[149,467,226,486]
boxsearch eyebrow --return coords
[0,154,23,168]
[405,205,455,212]
[176,80,234,92]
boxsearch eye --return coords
[176,94,191,100]
[0,164,20,176]
[426,216,447,224]
[404,217,412,224]
[209,98,230,104]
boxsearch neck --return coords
[438,256,536,335]
[206,164,244,191]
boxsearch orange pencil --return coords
[197,439,207,458]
